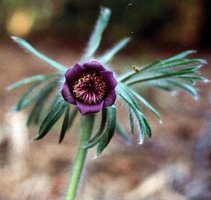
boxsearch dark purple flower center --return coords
[72,72,106,104]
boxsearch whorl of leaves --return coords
[9,7,207,156]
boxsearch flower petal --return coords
[83,60,106,71]
[65,63,85,85]
[61,82,76,104]
[100,71,117,90]
[76,101,104,115]
[103,90,116,107]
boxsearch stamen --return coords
[72,72,106,104]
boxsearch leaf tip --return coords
[96,150,102,157]
[189,49,197,54]
[33,135,40,141]
[194,95,199,101]
[93,155,99,160]
[6,85,12,91]
[138,136,144,144]
[58,140,62,144]
[203,79,210,83]
[100,7,111,16]
[11,36,20,42]
[201,59,208,65]
[125,37,132,42]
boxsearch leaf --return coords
[119,50,206,84]
[118,84,151,138]
[81,7,111,62]
[127,67,202,86]
[152,82,174,91]
[156,59,206,70]
[96,106,116,156]
[17,80,58,110]
[127,88,160,119]
[34,98,66,140]
[129,108,135,134]
[119,60,162,82]
[98,37,131,64]
[167,80,198,97]
[59,105,70,143]
[141,116,152,138]
[14,82,41,111]
[140,60,163,73]
[7,74,59,90]
[26,82,60,126]
[164,50,196,62]
[117,83,151,142]
[67,107,78,129]
[48,94,62,111]
[175,75,205,81]
[27,95,47,126]
[83,108,108,148]
[11,36,67,72]
[141,56,206,73]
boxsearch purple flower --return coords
[61,60,117,115]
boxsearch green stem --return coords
[65,114,94,200]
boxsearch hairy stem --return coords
[65,114,94,200]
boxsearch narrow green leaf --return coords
[59,105,70,143]
[98,37,131,64]
[167,80,198,97]
[11,36,67,72]
[157,59,206,70]
[140,60,163,72]
[34,99,66,140]
[127,88,160,119]
[129,108,135,134]
[120,52,206,84]
[48,94,62,111]
[134,59,204,76]
[81,7,111,62]
[164,50,196,62]
[97,106,116,156]
[27,85,61,127]
[119,60,162,83]
[67,107,78,129]
[127,67,201,86]
[14,82,41,111]
[27,94,47,126]
[117,83,151,142]
[175,75,206,81]
[120,84,151,137]
[83,108,108,148]
[152,82,174,91]
[18,80,58,110]
[141,116,152,138]
[7,74,59,90]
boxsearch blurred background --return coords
[0,0,211,200]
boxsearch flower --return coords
[61,60,117,115]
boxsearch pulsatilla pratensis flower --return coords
[61,60,117,115]
[9,7,207,200]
